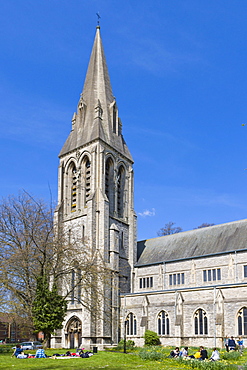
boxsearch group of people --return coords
[225,336,244,354]
[170,346,220,361]
[12,344,93,359]
[12,344,47,359]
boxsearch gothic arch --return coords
[63,160,79,214]
[116,164,126,219]
[81,155,91,205]
[105,156,115,215]
[65,316,82,349]
[237,307,247,336]
[126,312,137,336]
[157,310,170,336]
[193,308,208,335]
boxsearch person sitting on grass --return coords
[35,346,47,358]
[11,344,27,358]
[193,350,201,359]
[170,347,180,358]
[199,346,208,360]
[210,348,220,361]
[180,347,189,357]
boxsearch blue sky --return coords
[1,0,247,240]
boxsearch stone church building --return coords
[51,26,247,349]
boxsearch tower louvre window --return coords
[105,158,115,215]
[117,165,125,218]
[70,164,77,212]
[84,158,91,203]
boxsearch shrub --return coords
[187,358,237,370]
[143,330,160,346]
[221,351,241,361]
[138,347,164,361]
[115,339,135,350]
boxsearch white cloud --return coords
[138,208,156,218]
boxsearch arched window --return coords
[194,309,208,335]
[157,310,170,335]
[237,307,247,335]
[71,268,82,305]
[126,313,137,336]
[117,165,125,218]
[83,157,91,203]
[70,163,77,212]
[105,157,115,215]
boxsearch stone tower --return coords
[53,26,136,349]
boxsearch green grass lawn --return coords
[1,348,247,370]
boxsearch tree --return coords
[195,223,215,229]
[32,275,67,347]
[157,221,182,236]
[0,191,112,338]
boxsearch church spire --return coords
[60,27,132,162]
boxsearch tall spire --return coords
[60,27,132,161]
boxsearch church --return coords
[51,26,247,349]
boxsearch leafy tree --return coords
[195,223,215,229]
[0,191,112,338]
[157,221,182,236]
[32,276,67,347]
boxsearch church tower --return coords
[53,26,136,349]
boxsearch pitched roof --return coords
[136,219,247,266]
[60,27,133,161]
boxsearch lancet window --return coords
[157,310,170,335]
[70,163,77,212]
[83,157,91,203]
[194,308,208,335]
[105,157,115,215]
[126,313,137,336]
[117,165,125,218]
[237,307,247,335]
[70,268,82,305]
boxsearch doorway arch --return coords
[65,316,82,349]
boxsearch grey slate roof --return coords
[136,219,247,266]
[59,27,133,162]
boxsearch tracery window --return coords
[126,313,137,336]
[238,307,247,335]
[105,157,115,215]
[157,310,169,335]
[117,165,125,218]
[194,309,208,335]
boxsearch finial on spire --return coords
[96,12,101,28]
